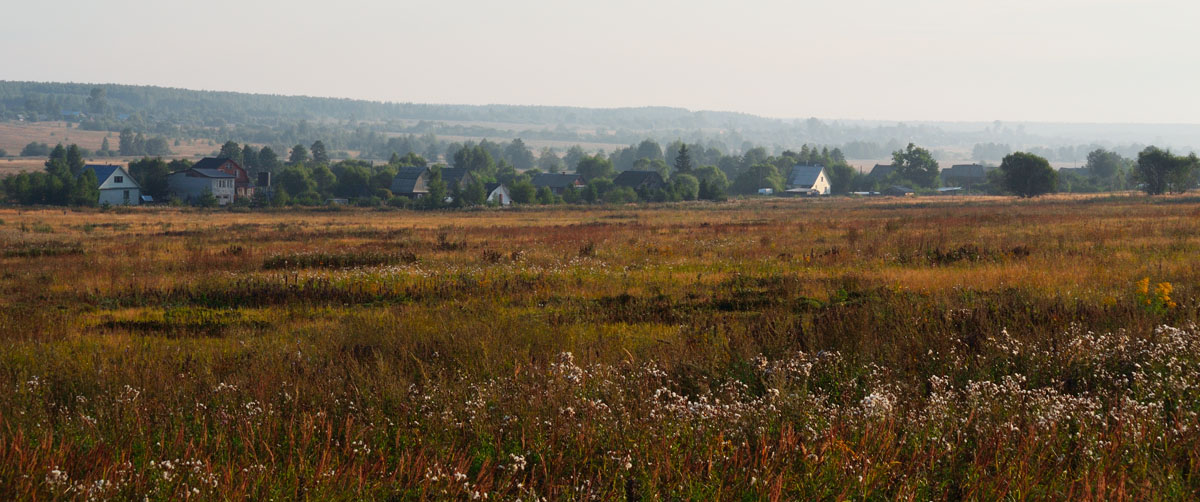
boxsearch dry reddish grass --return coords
[1,196,1199,500]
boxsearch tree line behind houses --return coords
[2,137,1198,208]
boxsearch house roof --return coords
[170,168,233,179]
[944,164,986,179]
[189,168,235,178]
[484,182,505,194]
[439,167,471,188]
[787,165,825,188]
[394,166,427,179]
[612,170,664,189]
[391,166,429,194]
[192,157,240,171]
[80,164,120,186]
[869,164,895,178]
[531,173,582,189]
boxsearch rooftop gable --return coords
[787,165,826,188]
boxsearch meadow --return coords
[2,195,1200,500]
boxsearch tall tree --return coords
[311,140,329,164]
[673,143,693,174]
[504,139,535,171]
[576,154,614,182]
[258,147,280,171]
[241,144,259,171]
[891,143,940,188]
[128,157,171,200]
[86,87,108,115]
[537,147,564,173]
[118,129,135,155]
[453,145,496,178]
[424,169,447,209]
[218,141,242,164]
[635,139,664,161]
[998,152,1057,198]
[289,144,309,165]
[1134,146,1199,195]
[65,144,85,175]
[564,145,587,171]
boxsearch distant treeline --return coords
[0,81,1181,163]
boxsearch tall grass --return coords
[1,196,1200,499]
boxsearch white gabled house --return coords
[81,164,142,205]
[785,164,831,196]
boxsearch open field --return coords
[3,196,1200,499]
[0,121,220,159]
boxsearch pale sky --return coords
[3,0,1197,124]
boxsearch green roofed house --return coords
[80,164,142,206]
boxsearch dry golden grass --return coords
[0,121,219,159]
[1,196,1200,500]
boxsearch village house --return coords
[942,163,988,190]
[612,170,665,191]
[167,167,236,205]
[868,163,895,179]
[531,173,584,195]
[390,166,430,198]
[191,157,254,198]
[485,183,511,206]
[81,164,142,206]
[785,164,831,195]
[438,167,475,192]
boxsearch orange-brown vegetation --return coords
[2,196,1200,499]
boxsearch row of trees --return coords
[1,144,99,205]
[992,146,1198,198]
[3,137,1197,208]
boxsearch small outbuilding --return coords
[485,183,511,206]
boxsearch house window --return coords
[123,190,129,200]
[114,176,123,183]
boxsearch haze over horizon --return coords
[4,0,1198,125]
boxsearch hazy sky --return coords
[3,0,1197,123]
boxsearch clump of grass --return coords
[262,250,418,270]
[434,232,467,251]
[3,241,84,258]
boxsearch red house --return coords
[192,157,254,198]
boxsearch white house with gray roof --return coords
[81,164,142,205]
[786,165,831,195]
